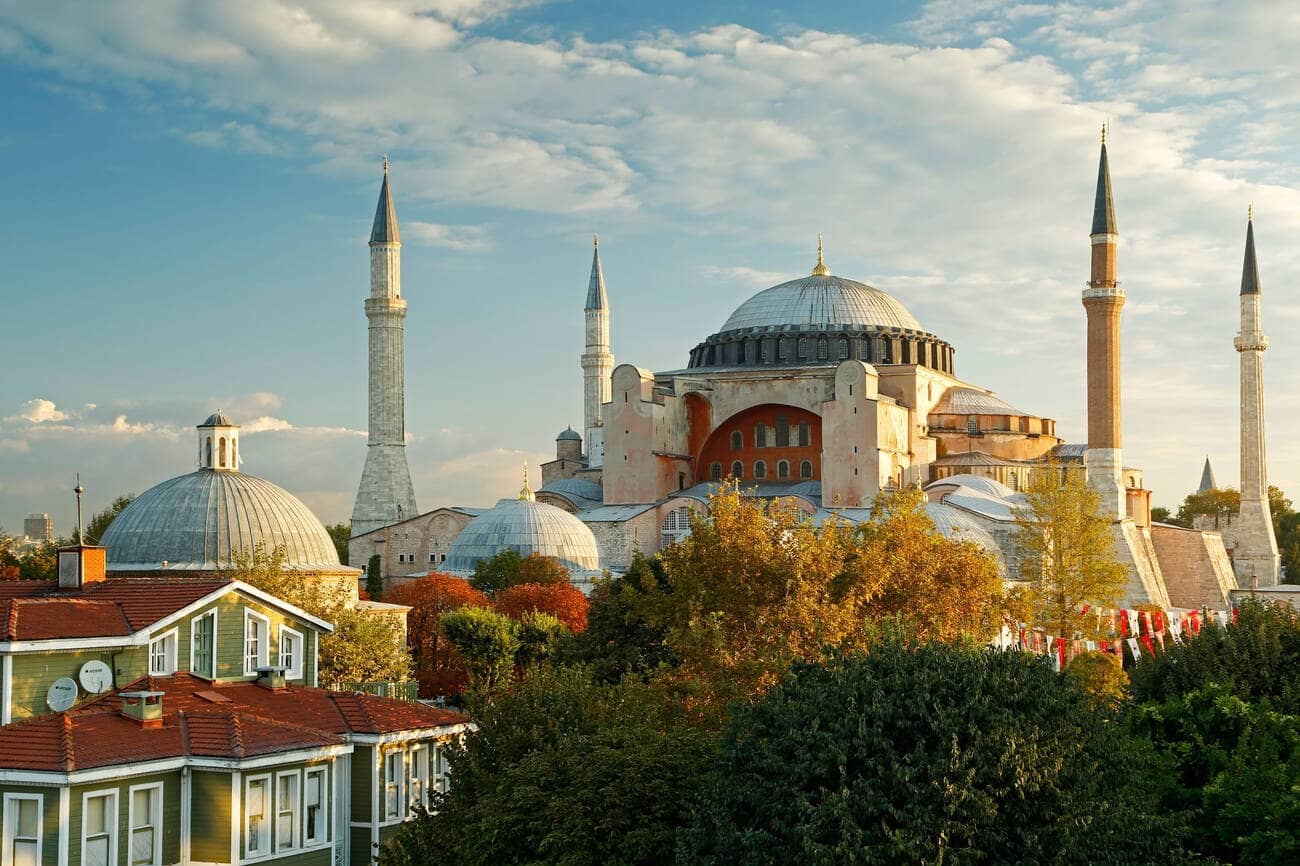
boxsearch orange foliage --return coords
[0,565,18,581]
[495,581,590,634]
[386,573,491,698]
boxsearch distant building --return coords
[23,512,52,542]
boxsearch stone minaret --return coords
[352,159,419,537]
[581,235,614,466]
[1082,129,1127,519]
[1232,210,1280,586]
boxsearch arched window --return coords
[800,460,813,479]
[710,462,723,482]
[758,340,768,362]
[797,337,809,360]
[1009,473,1019,492]
[738,339,748,364]
[219,437,227,468]
[231,439,237,468]
[798,422,810,447]
[777,337,788,361]
[837,337,849,359]
[661,507,694,549]
[731,460,744,479]
[966,416,978,435]
[755,424,768,448]
[730,430,743,451]
[777,460,790,479]
[816,337,828,360]
[775,415,790,447]
[205,437,212,467]
[754,460,767,480]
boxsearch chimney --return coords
[254,666,289,690]
[119,691,165,728]
[57,545,107,590]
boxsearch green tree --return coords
[1174,487,1240,529]
[325,522,350,565]
[513,610,569,669]
[377,666,716,866]
[470,549,570,595]
[366,553,383,601]
[439,606,519,694]
[17,540,59,581]
[1150,506,1173,524]
[679,635,1197,866]
[561,553,676,684]
[1011,462,1127,638]
[83,494,134,545]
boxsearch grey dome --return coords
[926,474,1015,499]
[720,274,923,333]
[102,469,342,572]
[932,387,1023,416]
[445,497,600,574]
[200,412,236,428]
[556,427,583,441]
[924,503,1004,567]
[538,477,604,503]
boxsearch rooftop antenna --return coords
[74,474,85,545]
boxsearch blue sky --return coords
[3,0,1300,534]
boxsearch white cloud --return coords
[403,221,491,251]
[12,398,67,423]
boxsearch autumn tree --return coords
[1011,463,1127,638]
[495,581,590,633]
[385,574,490,698]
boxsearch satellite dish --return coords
[79,660,113,694]
[47,677,78,712]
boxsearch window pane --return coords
[13,841,37,866]
[17,799,37,837]
[85,836,109,866]
[86,795,107,834]
[130,828,154,866]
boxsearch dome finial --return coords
[519,460,535,502]
[1101,122,1106,145]
[383,153,389,173]
[593,233,599,248]
[1248,201,1253,222]
[812,234,829,276]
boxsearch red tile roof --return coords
[0,598,133,640]
[0,674,470,773]
[78,578,232,630]
[0,578,234,640]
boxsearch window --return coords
[276,772,299,851]
[730,430,743,451]
[797,337,808,359]
[798,422,811,447]
[409,745,429,810]
[754,461,767,480]
[660,507,693,549]
[730,460,743,479]
[838,337,849,359]
[191,611,215,678]
[1009,473,1019,492]
[384,751,405,821]
[245,776,271,859]
[800,460,813,479]
[775,415,790,447]
[754,424,767,448]
[129,783,162,866]
[244,611,269,675]
[280,626,304,680]
[204,437,212,467]
[777,460,790,479]
[429,554,436,563]
[816,337,828,360]
[709,462,722,482]
[758,340,768,362]
[219,437,227,468]
[966,416,978,435]
[776,337,787,360]
[83,791,117,866]
[3,794,41,866]
[433,745,451,795]
[304,768,328,847]
[148,630,177,676]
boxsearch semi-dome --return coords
[102,414,343,572]
[924,503,1005,568]
[445,495,601,575]
[721,274,923,333]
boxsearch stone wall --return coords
[1151,523,1237,610]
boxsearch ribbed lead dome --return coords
[720,274,923,333]
[445,498,600,575]
[102,470,341,571]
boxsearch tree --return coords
[377,666,716,866]
[1150,506,1173,524]
[495,581,590,633]
[366,553,383,601]
[83,494,134,545]
[470,549,570,596]
[678,636,1198,866]
[439,606,519,694]
[325,522,350,565]
[1128,599,1300,715]
[513,610,569,669]
[562,553,676,684]
[385,574,489,698]
[1064,649,1128,706]
[1174,487,1240,529]
[17,540,59,582]
[1011,463,1128,638]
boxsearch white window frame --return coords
[81,789,118,866]
[275,770,300,853]
[148,629,178,677]
[243,611,270,676]
[127,782,163,866]
[408,744,428,810]
[279,625,304,680]
[189,610,217,679]
[302,767,329,848]
[3,793,42,866]
[383,750,405,823]
[433,743,451,795]
[244,773,272,859]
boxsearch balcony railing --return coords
[326,681,420,702]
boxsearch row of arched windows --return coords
[730,421,811,450]
[203,435,236,469]
[710,460,814,482]
[689,333,954,373]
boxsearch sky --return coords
[3,0,1300,535]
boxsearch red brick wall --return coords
[697,404,822,483]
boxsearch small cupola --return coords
[119,691,165,728]
[197,412,240,472]
[254,666,289,690]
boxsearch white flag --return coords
[1126,638,1141,660]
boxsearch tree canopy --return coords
[470,549,571,595]
[495,581,589,633]
[385,574,489,698]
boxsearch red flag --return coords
[1232,607,1239,625]
[1141,634,1156,657]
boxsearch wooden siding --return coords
[211,595,318,684]
[0,784,60,866]
[349,746,373,823]
[67,771,181,866]
[190,770,232,864]
[8,650,146,722]
[350,828,376,866]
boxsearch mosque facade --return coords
[351,141,1274,611]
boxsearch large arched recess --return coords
[697,403,823,483]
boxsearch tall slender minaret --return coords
[352,158,419,537]
[1083,126,1127,519]
[1233,209,1280,586]
[581,235,614,466]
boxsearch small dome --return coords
[925,473,1016,499]
[932,387,1023,415]
[924,503,1004,567]
[445,497,600,574]
[200,412,236,428]
[102,470,341,571]
[556,427,583,442]
[720,274,923,334]
[539,477,603,503]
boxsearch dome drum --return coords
[688,328,952,374]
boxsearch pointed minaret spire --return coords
[1198,457,1217,493]
[812,234,829,276]
[370,156,400,245]
[1241,205,1260,295]
[586,234,608,311]
[1091,127,1117,237]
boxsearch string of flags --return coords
[1000,604,1238,671]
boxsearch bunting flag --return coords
[1126,609,1140,636]
[1141,610,1153,636]
[1057,637,1067,671]
[1126,638,1141,660]
[1232,607,1240,625]
[1140,634,1156,657]
[1189,610,1202,634]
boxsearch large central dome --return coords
[720,274,923,333]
